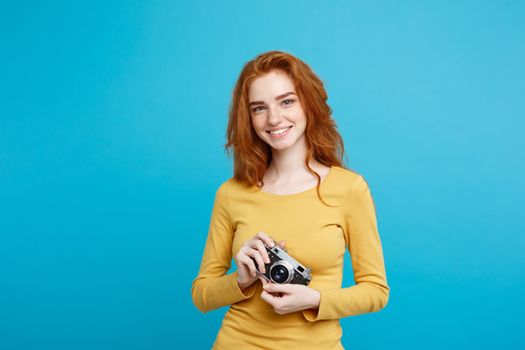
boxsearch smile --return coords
[267,126,292,137]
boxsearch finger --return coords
[261,291,285,313]
[238,255,257,277]
[245,248,266,273]
[260,290,279,306]
[263,283,294,294]
[256,232,275,247]
[253,239,270,264]
[235,246,251,262]
[239,246,263,267]
[277,240,286,250]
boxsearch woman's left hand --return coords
[259,279,321,315]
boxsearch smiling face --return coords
[248,70,307,152]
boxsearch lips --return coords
[266,126,292,135]
[266,126,293,138]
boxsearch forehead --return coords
[248,70,296,100]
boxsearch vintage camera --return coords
[252,244,312,285]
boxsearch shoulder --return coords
[214,177,254,198]
[330,166,369,194]
[330,167,376,216]
[315,166,368,206]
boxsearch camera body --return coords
[254,245,312,285]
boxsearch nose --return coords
[267,104,282,126]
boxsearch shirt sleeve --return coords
[303,175,390,321]
[191,181,257,313]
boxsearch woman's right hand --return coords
[235,232,285,291]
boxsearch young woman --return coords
[192,50,389,349]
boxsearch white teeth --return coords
[269,127,291,135]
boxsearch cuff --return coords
[302,288,335,322]
[228,271,257,301]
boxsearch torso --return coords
[215,165,360,350]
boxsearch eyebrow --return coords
[248,91,297,107]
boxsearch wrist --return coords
[237,277,253,292]
[309,288,321,309]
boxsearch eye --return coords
[252,105,266,113]
[281,99,295,106]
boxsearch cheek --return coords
[290,106,307,123]
[292,114,307,128]
[251,117,265,132]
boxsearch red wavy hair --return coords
[225,50,347,201]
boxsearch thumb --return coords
[263,283,293,294]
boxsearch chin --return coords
[267,140,296,151]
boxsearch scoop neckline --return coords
[255,165,336,198]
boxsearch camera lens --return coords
[270,265,289,283]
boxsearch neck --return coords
[266,137,317,181]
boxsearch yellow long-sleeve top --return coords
[192,166,389,349]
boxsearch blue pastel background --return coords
[1,1,524,349]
